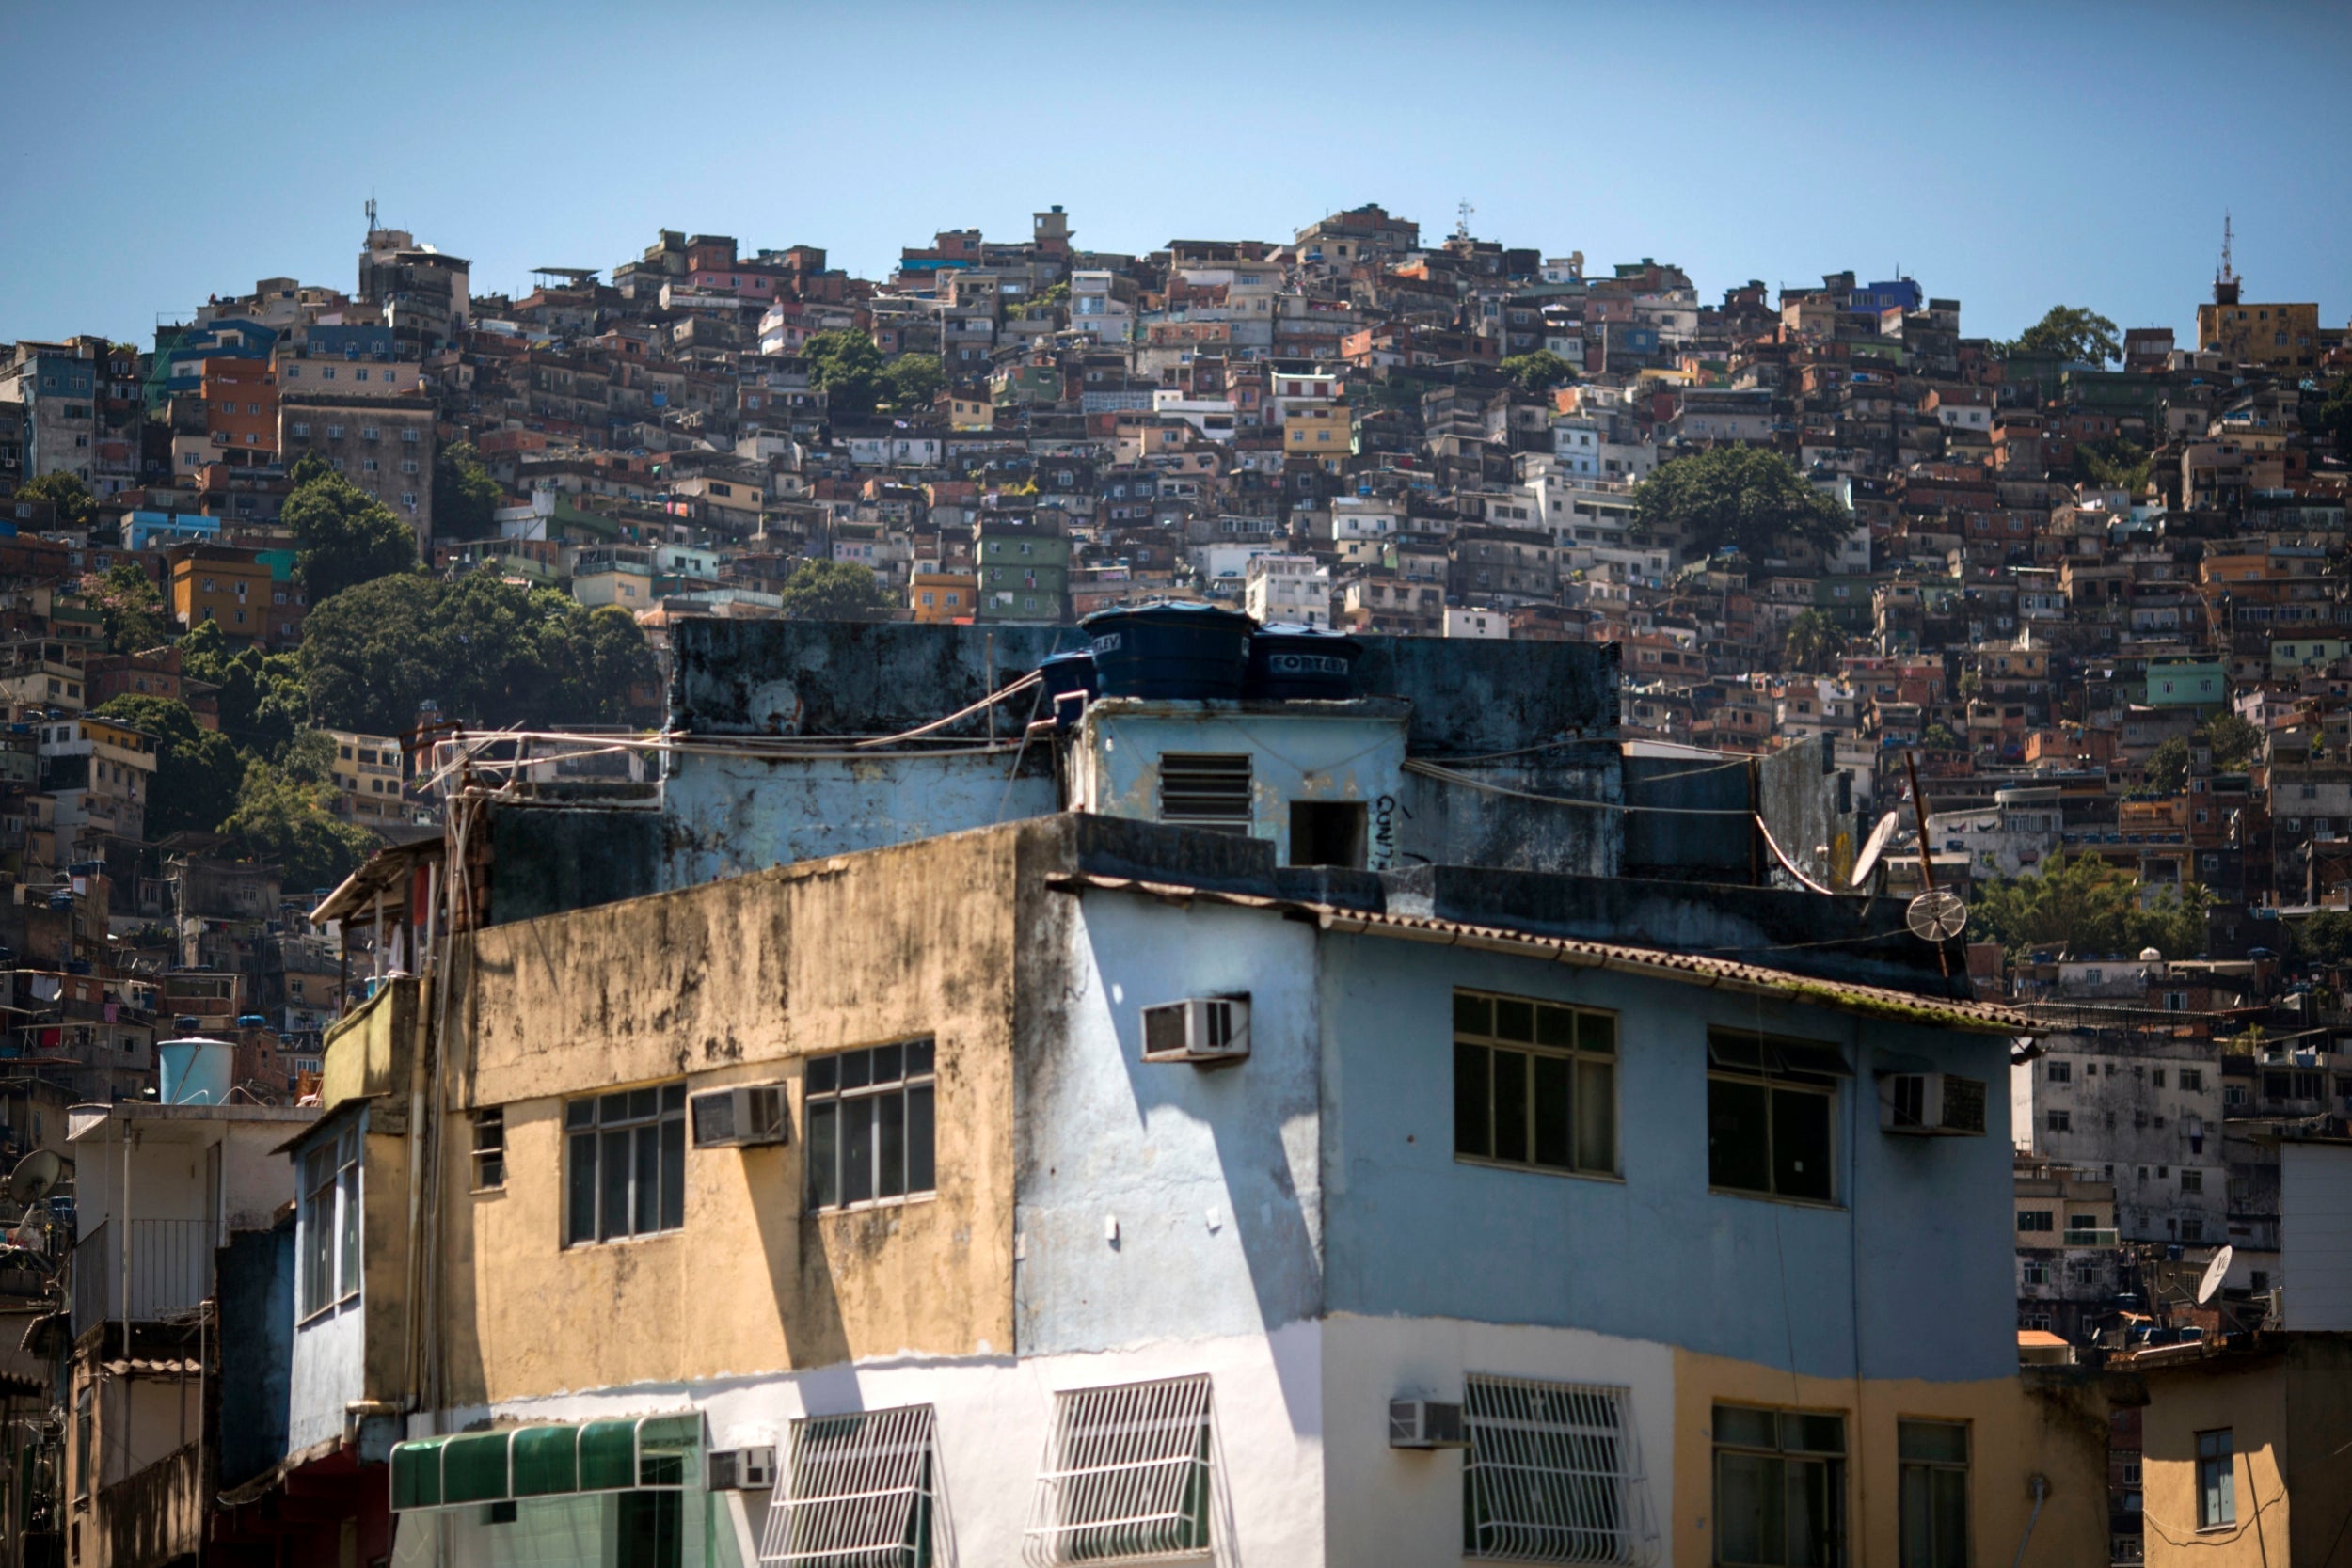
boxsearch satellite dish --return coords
[2196,1246,2235,1306]
[5,1150,61,1206]
[1906,888,1968,942]
[1850,811,1900,889]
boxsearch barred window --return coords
[761,1405,937,1567]
[1464,1377,1649,1563]
[1024,1375,1213,1564]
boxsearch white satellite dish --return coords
[1906,888,1968,942]
[4,1150,61,1206]
[2196,1245,2235,1306]
[1850,811,1900,889]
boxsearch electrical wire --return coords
[1400,757,1756,815]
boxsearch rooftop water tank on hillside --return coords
[156,1037,233,1106]
[1244,624,1362,701]
[1082,602,1255,701]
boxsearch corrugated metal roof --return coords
[1046,872,2037,1036]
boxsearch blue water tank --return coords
[1082,603,1255,700]
[1244,625,1362,700]
[157,1037,234,1106]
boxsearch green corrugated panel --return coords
[635,1412,701,1487]
[389,1437,445,1511]
[510,1425,579,1497]
[579,1419,638,1492]
[441,1431,510,1504]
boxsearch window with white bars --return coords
[760,1404,938,1568]
[1464,1377,1652,1565]
[1024,1374,1214,1565]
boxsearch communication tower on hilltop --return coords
[2214,212,2240,306]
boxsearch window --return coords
[2016,1210,2054,1233]
[1157,752,1252,831]
[1462,1377,1643,1563]
[300,1125,361,1317]
[564,1084,686,1244]
[2047,1110,2072,1132]
[1025,1375,1212,1563]
[764,1405,938,1567]
[1454,992,1618,1178]
[1707,1034,1843,1203]
[2180,1069,2203,1091]
[2197,1431,2234,1528]
[1898,1421,1968,1568]
[1713,1405,1844,1568]
[2045,1060,2071,1084]
[2021,1260,2048,1285]
[473,1108,505,1190]
[806,1042,935,1211]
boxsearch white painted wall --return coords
[2280,1140,2352,1330]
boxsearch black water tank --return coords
[1035,650,1098,731]
[1245,625,1362,700]
[1082,603,1255,700]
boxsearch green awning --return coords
[389,1412,704,1512]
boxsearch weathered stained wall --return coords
[487,805,661,926]
[1393,747,1622,875]
[660,749,1056,889]
[438,823,1025,1405]
[215,1219,294,1489]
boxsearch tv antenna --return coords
[1455,199,1475,242]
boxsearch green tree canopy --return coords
[432,440,503,541]
[2291,910,2352,967]
[879,354,946,410]
[803,330,887,418]
[2319,375,2352,455]
[92,694,245,840]
[179,618,305,759]
[90,563,170,654]
[1971,854,2213,960]
[2012,305,2121,365]
[2075,435,2151,495]
[16,471,94,530]
[283,466,419,605]
[1498,350,1577,396]
[776,559,895,622]
[2144,736,2191,795]
[219,736,380,894]
[1782,609,1846,674]
[1631,446,1853,561]
[300,574,660,736]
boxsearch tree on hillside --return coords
[2075,436,2151,495]
[1499,350,1576,396]
[219,737,379,894]
[299,574,659,736]
[880,354,945,411]
[1782,609,1846,674]
[283,466,419,605]
[433,441,503,540]
[92,694,245,839]
[179,619,305,759]
[803,330,887,418]
[1630,446,1852,561]
[90,564,171,654]
[776,560,894,622]
[16,471,93,530]
[1971,853,2213,960]
[2011,305,2121,366]
[2320,375,2352,455]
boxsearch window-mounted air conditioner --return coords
[1880,1071,1987,1136]
[707,1445,776,1491]
[689,1084,789,1148]
[1389,1399,1468,1449]
[1139,996,1250,1065]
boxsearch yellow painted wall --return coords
[1671,1347,2108,1568]
[435,828,1021,1407]
[2137,1355,2288,1568]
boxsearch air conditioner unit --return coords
[689,1085,789,1148]
[1140,996,1250,1065]
[1880,1071,1987,1136]
[1389,1399,1468,1449]
[707,1445,776,1491]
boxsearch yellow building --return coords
[322,729,406,825]
[2133,1336,2352,1567]
[1283,398,1354,472]
[2195,299,2321,370]
[167,544,277,641]
[944,393,994,432]
[907,571,978,622]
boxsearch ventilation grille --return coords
[1157,753,1252,829]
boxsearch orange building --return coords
[167,544,278,642]
[908,572,979,623]
[199,357,278,465]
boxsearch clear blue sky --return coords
[4,0,2346,351]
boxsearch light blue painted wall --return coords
[1014,895,1326,1361]
[1316,933,2020,1384]
[659,752,1056,888]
